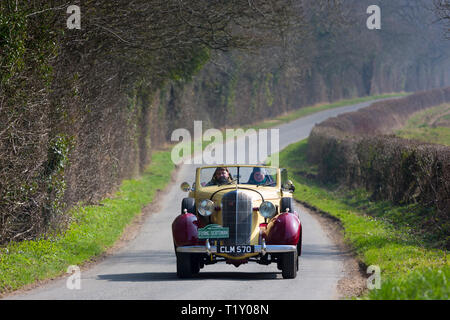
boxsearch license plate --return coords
[217,245,254,254]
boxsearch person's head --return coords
[252,167,266,183]
[213,167,231,184]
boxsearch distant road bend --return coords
[7,98,390,300]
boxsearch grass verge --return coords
[275,139,449,300]
[396,103,450,146]
[0,150,174,295]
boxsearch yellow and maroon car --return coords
[172,165,302,279]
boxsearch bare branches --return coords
[2,0,448,244]
[0,0,306,243]
[434,0,450,38]
[25,3,69,18]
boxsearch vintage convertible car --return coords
[171,165,302,279]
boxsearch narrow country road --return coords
[6,99,387,300]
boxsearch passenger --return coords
[247,167,274,185]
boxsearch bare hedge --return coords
[307,87,450,247]
[313,87,450,135]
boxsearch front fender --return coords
[172,213,205,247]
[264,212,301,246]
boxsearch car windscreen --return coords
[199,166,276,187]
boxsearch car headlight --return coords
[198,199,215,217]
[259,201,276,219]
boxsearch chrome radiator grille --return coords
[222,190,252,245]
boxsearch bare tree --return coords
[434,0,450,38]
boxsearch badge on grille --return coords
[198,224,229,239]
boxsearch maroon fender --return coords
[264,212,301,245]
[172,213,205,247]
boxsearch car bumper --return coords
[176,241,296,255]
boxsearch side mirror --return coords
[288,180,295,192]
[282,179,295,192]
[180,182,191,192]
[280,168,288,183]
[281,168,294,192]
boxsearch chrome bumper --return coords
[176,240,296,256]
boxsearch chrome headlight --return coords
[198,199,215,217]
[259,201,276,219]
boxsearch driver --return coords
[205,167,233,186]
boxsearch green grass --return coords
[396,104,450,146]
[367,267,449,299]
[275,139,449,300]
[0,150,174,294]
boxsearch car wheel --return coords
[191,255,200,275]
[281,251,298,279]
[280,197,293,213]
[181,197,196,215]
[176,252,193,278]
[297,229,302,257]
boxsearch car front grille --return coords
[221,190,252,245]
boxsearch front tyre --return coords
[281,250,298,279]
[181,197,196,215]
[176,252,193,278]
[191,255,200,275]
[297,229,302,257]
[280,197,294,213]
